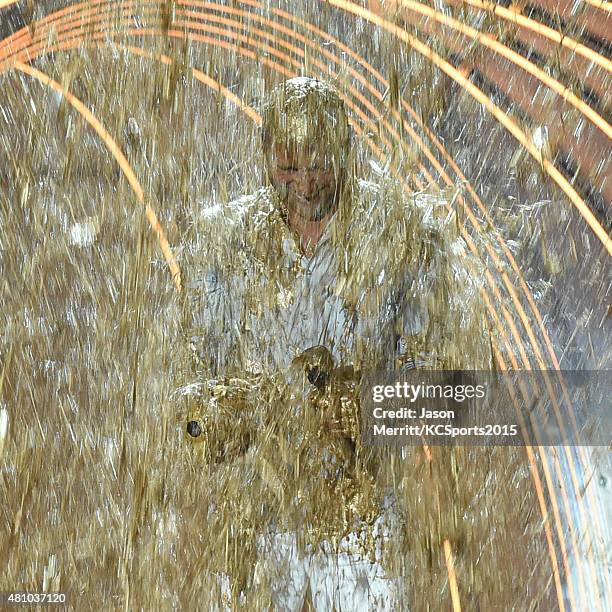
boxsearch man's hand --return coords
[291,346,335,390]
[184,376,261,464]
[291,346,361,443]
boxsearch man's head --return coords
[262,77,351,223]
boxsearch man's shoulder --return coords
[190,187,279,255]
[356,178,382,198]
[356,176,440,206]
[353,178,451,235]
[197,186,277,225]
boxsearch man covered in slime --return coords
[183,77,492,610]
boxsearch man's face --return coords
[268,142,340,223]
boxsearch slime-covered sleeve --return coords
[393,192,493,371]
[184,201,250,376]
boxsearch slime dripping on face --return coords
[269,142,340,223]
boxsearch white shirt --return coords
[185,179,490,376]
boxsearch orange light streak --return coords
[0,3,604,608]
[324,0,612,258]
[386,0,611,138]
[0,5,571,599]
[0,1,589,376]
[484,296,566,611]
[11,60,183,292]
[456,0,612,73]
[443,539,462,612]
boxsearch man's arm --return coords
[184,376,258,464]
[183,198,253,377]
[394,195,493,371]
[179,200,253,463]
[187,267,243,377]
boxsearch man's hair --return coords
[261,77,351,168]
